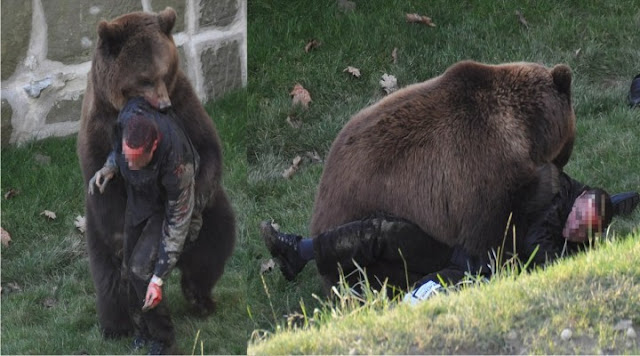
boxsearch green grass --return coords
[2,1,640,354]
[246,0,640,354]
[0,89,248,354]
[249,232,640,354]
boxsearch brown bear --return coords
[76,8,235,338]
[310,60,575,268]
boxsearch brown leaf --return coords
[74,215,86,233]
[306,151,322,163]
[1,227,11,248]
[391,47,398,64]
[3,282,22,293]
[343,66,361,78]
[337,0,356,12]
[282,155,303,179]
[290,84,312,109]
[43,297,57,308]
[260,259,276,274]
[380,73,398,94]
[286,116,302,129]
[33,153,51,165]
[4,188,20,200]
[406,13,436,27]
[304,39,321,53]
[41,210,57,220]
[515,10,529,28]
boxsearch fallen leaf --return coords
[286,116,302,129]
[406,13,436,27]
[33,153,51,165]
[290,84,312,109]
[304,39,321,53]
[380,73,398,94]
[337,0,356,12]
[1,227,11,247]
[270,222,280,232]
[282,155,303,179]
[391,47,398,64]
[306,151,322,163]
[343,66,361,78]
[515,10,529,28]
[74,215,86,233]
[574,48,581,57]
[41,210,57,220]
[4,188,19,200]
[42,297,57,308]
[3,282,22,293]
[260,259,276,274]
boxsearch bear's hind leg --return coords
[87,232,132,338]
[85,191,132,338]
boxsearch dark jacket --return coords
[111,97,200,280]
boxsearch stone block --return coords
[150,0,186,33]
[198,0,239,29]
[201,40,242,100]
[43,1,141,64]
[177,45,196,85]
[45,95,84,124]
[2,99,14,146]
[1,0,32,80]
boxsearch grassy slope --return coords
[249,232,640,354]
[246,0,640,353]
[0,89,248,354]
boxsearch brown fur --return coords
[76,8,235,338]
[311,60,575,258]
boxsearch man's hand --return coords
[88,166,117,195]
[142,276,163,311]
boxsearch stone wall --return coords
[0,0,247,146]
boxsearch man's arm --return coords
[154,161,196,281]
[88,150,119,195]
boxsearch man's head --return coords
[122,114,159,170]
[563,188,613,242]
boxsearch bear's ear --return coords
[157,7,176,35]
[97,20,125,55]
[551,64,572,96]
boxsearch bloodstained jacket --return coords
[108,97,200,280]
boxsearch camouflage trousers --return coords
[122,212,174,345]
[312,214,456,290]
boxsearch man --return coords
[89,97,200,354]
[261,167,638,304]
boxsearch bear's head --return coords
[445,60,576,167]
[95,7,179,111]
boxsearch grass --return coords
[249,232,640,354]
[2,1,639,354]
[246,0,640,354]
[0,89,249,354]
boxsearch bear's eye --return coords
[139,79,154,87]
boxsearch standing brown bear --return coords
[311,61,576,285]
[77,8,235,338]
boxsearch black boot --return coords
[611,191,640,216]
[147,339,176,355]
[260,221,307,281]
[629,74,640,108]
[131,333,149,351]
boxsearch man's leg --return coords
[261,214,453,286]
[126,213,176,354]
